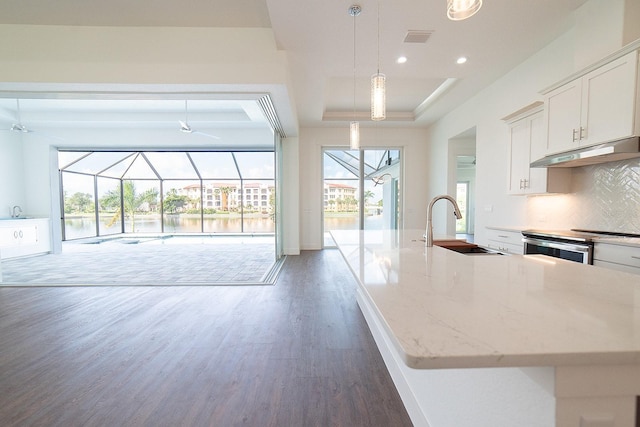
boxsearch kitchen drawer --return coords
[486,241,523,255]
[594,260,640,275]
[485,228,524,255]
[593,242,640,269]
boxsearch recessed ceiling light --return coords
[456,56,468,64]
[397,56,408,64]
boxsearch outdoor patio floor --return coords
[0,235,278,286]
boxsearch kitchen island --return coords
[332,229,640,427]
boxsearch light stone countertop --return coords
[332,229,640,369]
[595,236,640,248]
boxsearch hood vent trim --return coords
[530,136,640,168]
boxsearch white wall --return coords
[0,25,289,87]
[425,0,633,246]
[281,136,300,255]
[298,126,429,250]
[0,132,25,217]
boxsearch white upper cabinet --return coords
[544,80,582,154]
[504,105,570,195]
[508,116,532,193]
[543,50,639,155]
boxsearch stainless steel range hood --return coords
[530,136,640,168]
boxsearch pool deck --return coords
[1,234,278,286]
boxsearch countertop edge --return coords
[485,226,528,233]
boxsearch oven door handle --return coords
[522,237,591,253]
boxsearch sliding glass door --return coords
[322,148,401,247]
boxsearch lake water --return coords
[64,215,276,240]
[65,213,386,240]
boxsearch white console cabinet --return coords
[543,50,639,155]
[0,218,51,259]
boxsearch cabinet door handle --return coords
[13,230,18,239]
[524,179,529,189]
[19,230,23,238]
[632,256,640,260]
[579,127,586,140]
[572,128,578,142]
[498,235,509,238]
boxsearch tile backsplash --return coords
[572,158,640,233]
[527,158,640,233]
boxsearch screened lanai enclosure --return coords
[59,150,275,240]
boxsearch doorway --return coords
[449,130,476,242]
[322,148,401,247]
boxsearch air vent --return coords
[403,30,433,43]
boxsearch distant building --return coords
[324,183,357,211]
[178,182,274,212]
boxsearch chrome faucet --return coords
[11,205,22,218]
[425,195,463,247]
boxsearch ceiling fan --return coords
[1,99,33,134]
[179,100,220,140]
[0,99,67,142]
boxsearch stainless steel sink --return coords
[433,240,504,256]
[443,245,504,255]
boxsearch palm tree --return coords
[364,190,374,208]
[344,196,357,212]
[100,180,159,232]
[220,186,232,211]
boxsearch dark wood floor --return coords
[0,250,412,426]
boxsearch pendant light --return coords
[447,0,483,21]
[349,5,361,150]
[371,0,385,121]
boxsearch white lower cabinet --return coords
[593,242,640,275]
[0,219,51,259]
[486,228,524,255]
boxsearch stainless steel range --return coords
[521,229,640,264]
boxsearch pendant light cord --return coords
[376,0,380,75]
[353,10,357,120]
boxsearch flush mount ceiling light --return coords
[371,0,386,121]
[447,0,483,21]
[349,5,361,150]
[456,56,468,64]
[397,56,408,64]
